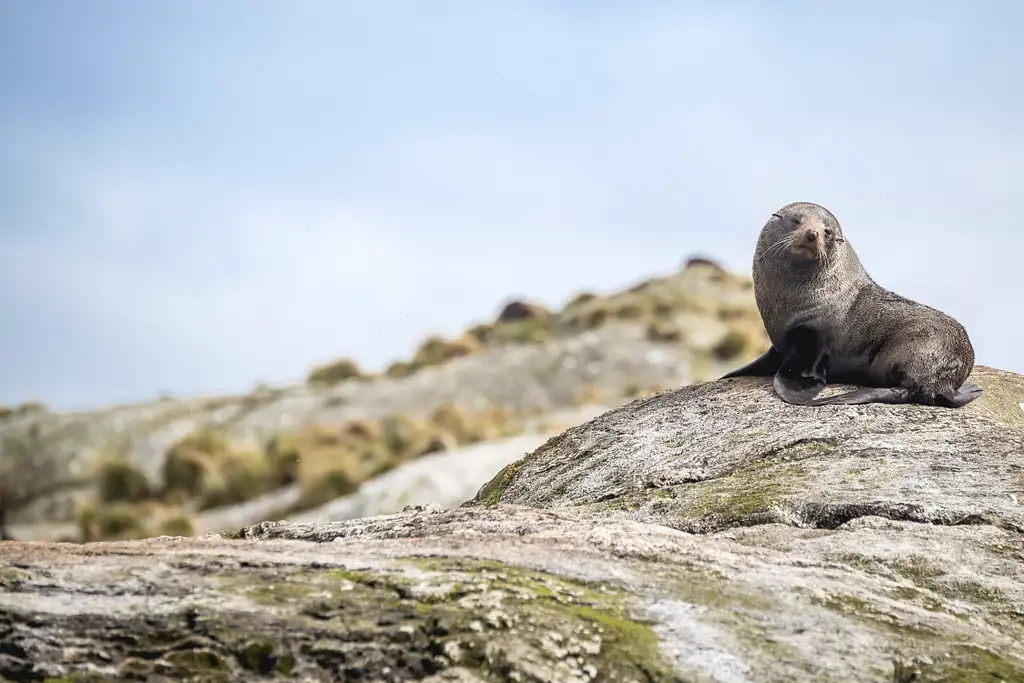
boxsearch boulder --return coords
[1,366,1023,682]
[496,300,551,323]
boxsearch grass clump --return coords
[411,334,482,368]
[563,291,598,310]
[465,323,494,344]
[562,297,612,331]
[306,357,364,386]
[292,467,361,511]
[645,319,682,343]
[711,324,767,361]
[464,300,555,348]
[270,406,524,515]
[94,456,153,504]
[428,404,485,445]
[162,429,271,511]
[379,413,431,461]
[383,334,483,379]
[428,403,519,446]
[78,502,151,542]
[156,513,196,537]
[271,422,396,514]
[384,361,414,379]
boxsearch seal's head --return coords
[757,202,845,269]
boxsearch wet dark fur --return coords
[721,201,981,408]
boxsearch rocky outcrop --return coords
[3,367,1021,682]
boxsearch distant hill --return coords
[0,256,769,542]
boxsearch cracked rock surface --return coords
[2,366,1024,682]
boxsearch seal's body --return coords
[722,202,981,408]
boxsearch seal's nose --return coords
[804,229,819,243]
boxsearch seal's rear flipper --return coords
[773,373,826,405]
[935,380,983,408]
[805,387,912,406]
[720,347,782,379]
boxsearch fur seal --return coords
[721,201,982,408]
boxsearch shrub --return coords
[161,429,271,511]
[385,361,415,379]
[563,291,598,310]
[712,327,755,360]
[645,320,682,344]
[562,298,611,331]
[264,435,301,488]
[464,323,494,345]
[95,457,153,504]
[307,358,364,386]
[410,334,481,369]
[78,503,149,542]
[157,513,196,537]
[489,319,553,345]
[612,300,646,320]
[428,404,484,445]
[379,414,427,461]
[292,467,361,512]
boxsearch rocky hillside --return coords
[2,365,1022,682]
[0,257,768,542]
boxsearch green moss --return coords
[811,592,939,637]
[164,649,227,672]
[15,551,1024,683]
[237,640,295,675]
[0,567,30,587]
[656,440,838,532]
[472,455,528,506]
[929,645,1024,682]
[892,646,1024,683]
[468,429,577,508]
[242,581,319,606]
[835,551,1018,625]
[808,587,1024,680]
[669,472,793,532]
[322,567,379,584]
[215,558,680,681]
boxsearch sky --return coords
[1,1,1022,411]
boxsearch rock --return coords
[3,365,1023,681]
[496,299,551,323]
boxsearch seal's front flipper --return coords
[935,380,983,408]
[770,323,831,404]
[805,386,912,406]
[773,372,826,405]
[720,346,782,379]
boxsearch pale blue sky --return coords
[2,1,1022,410]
